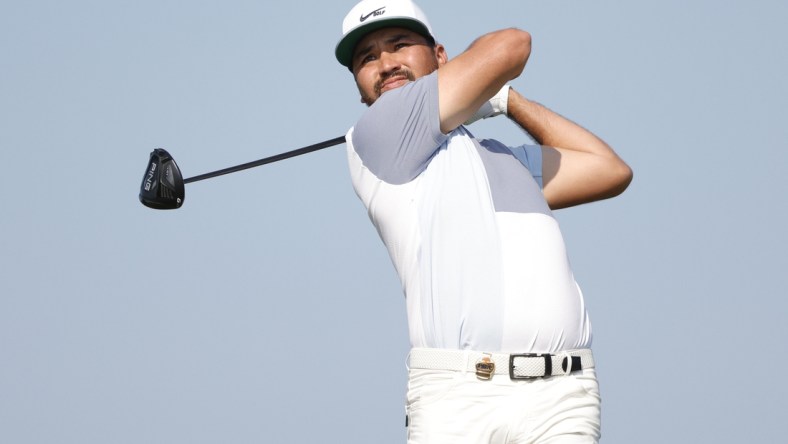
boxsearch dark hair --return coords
[424,35,436,47]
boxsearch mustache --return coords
[374,69,415,97]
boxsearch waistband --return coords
[408,348,594,380]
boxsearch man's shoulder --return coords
[353,71,441,145]
[356,72,438,126]
[349,72,447,185]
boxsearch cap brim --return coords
[335,18,431,68]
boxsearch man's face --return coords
[351,27,447,106]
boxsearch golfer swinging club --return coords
[336,1,632,442]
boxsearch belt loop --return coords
[558,351,571,376]
[405,350,412,371]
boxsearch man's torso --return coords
[347,72,591,353]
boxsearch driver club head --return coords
[139,148,185,210]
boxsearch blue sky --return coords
[2,1,786,442]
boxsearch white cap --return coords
[335,0,434,68]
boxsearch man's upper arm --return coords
[541,145,633,209]
[436,29,531,133]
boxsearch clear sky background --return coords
[2,1,786,443]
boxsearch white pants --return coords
[405,367,601,444]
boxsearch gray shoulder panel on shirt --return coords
[476,139,551,215]
[351,72,448,185]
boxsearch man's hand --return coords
[464,85,510,126]
[506,88,633,209]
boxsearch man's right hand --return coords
[464,84,511,126]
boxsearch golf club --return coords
[139,135,346,210]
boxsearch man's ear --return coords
[435,44,448,67]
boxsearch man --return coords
[335,1,632,443]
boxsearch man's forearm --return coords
[505,88,633,208]
[506,88,618,159]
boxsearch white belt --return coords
[408,348,594,380]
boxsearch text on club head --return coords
[144,162,157,191]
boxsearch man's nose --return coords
[379,51,401,73]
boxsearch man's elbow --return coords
[508,29,532,76]
[506,28,532,58]
[491,28,531,78]
[606,159,633,198]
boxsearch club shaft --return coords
[183,135,346,184]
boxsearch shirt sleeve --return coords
[508,144,544,189]
[350,71,448,185]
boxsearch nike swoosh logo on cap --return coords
[360,7,385,22]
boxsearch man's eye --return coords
[355,54,375,68]
[395,43,409,50]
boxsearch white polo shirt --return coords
[346,72,591,353]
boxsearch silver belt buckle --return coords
[509,353,552,380]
